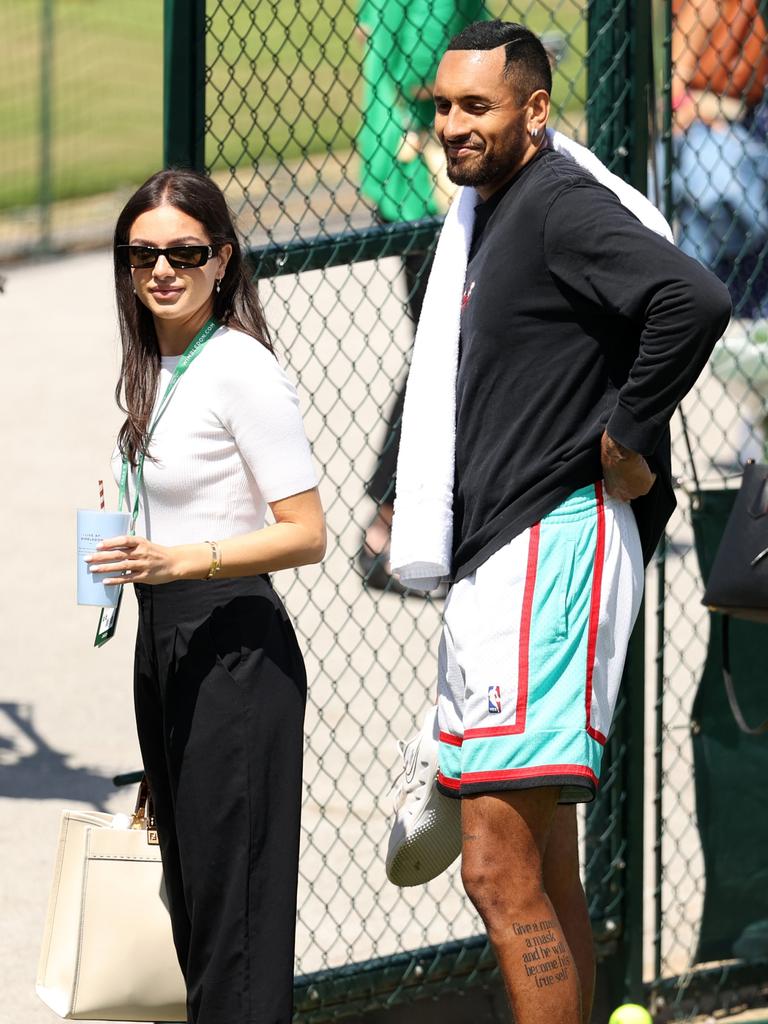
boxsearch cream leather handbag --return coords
[36,780,187,1021]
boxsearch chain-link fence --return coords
[650,1,768,1019]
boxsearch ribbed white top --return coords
[112,326,317,545]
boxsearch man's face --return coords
[433,46,531,197]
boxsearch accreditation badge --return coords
[94,585,123,647]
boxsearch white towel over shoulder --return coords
[390,131,673,591]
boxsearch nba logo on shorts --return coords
[488,685,502,714]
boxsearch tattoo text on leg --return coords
[513,918,573,989]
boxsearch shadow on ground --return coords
[0,702,115,810]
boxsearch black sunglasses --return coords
[116,244,218,270]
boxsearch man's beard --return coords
[445,148,509,187]
[443,127,528,188]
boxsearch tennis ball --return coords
[608,1004,653,1024]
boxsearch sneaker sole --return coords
[385,789,462,887]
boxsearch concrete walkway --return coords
[1,252,143,1024]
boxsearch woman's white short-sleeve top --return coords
[112,326,317,545]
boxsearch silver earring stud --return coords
[530,127,539,140]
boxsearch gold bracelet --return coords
[204,540,222,580]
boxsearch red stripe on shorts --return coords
[461,764,598,786]
[585,481,607,745]
[439,731,463,747]
[437,771,461,790]
[514,521,540,736]
[464,528,539,743]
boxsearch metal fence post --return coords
[586,0,631,174]
[622,4,651,1005]
[38,0,54,253]
[586,0,651,1009]
[163,0,206,170]
[620,610,646,1002]
[629,0,652,194]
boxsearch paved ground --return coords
[1,252,144,1024]
[1,249,765,1024]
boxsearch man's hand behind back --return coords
[601,430,657,501]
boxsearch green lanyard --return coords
[118,317,219,531]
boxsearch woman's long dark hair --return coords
[113,168,272,464]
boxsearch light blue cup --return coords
[77,509,131,607]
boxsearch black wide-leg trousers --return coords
[133,576,307,1024]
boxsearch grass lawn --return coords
[1,0,163,210]
[1,0,586,213]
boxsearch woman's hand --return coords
[85,535,181,586]
[84,487,325,586]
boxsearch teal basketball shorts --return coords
[436,482,644,804]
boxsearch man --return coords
[389,20,731,1024]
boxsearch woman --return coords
[86,168,325,1024]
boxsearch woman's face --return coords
[128,203,231,326]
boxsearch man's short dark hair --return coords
[446,20,552,101]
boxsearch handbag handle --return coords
[721,616,768,735]
[130,776,159,844]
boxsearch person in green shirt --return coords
[357,0,487,592]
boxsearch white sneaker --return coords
[385,705,462,886]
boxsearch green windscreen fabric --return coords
[690,488,768,964]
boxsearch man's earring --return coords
[530,127,539,140]
[216,279,221,294]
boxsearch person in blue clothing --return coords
[672,0,768,316]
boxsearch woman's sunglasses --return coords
[116,244,217,270]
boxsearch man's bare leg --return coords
[461,788,581,1024]
[544,805,595,1024]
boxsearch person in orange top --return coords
[672,0,768,316]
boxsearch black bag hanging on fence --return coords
[700,460,768,735]
[688,470,768,962]
[702,460,768,621]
